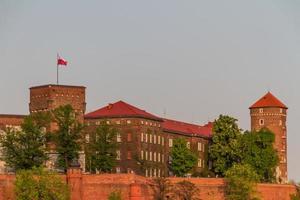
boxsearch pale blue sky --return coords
[1,1,300,181]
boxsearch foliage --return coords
[15,167,69,200]
[86,122,118,173]
[52,105,84,171]
[290,182,300,200]
[151,177,171,200]
[0,113,50,170]
[241,129,278,183]
[209,115,242,177]
[169,138,197,177]
[108,190,122,200]
[173,180,199,200]
[225,164,260,200]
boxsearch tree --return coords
[108,190,122,200]
[151,177,171,200]
[225,164,260,200]
[52,105,84,171]
[290,182,300,200]
[15,167,69,200]
[209,115,242,176]
[0,113,50,170]
[86,122,118,173]
[173,180,199,200]
[241,129,278,183]
[170,138,197,177]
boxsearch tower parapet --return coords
[249,92,288,183]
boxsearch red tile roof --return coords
[249,92,287,109]
[84,101,162,121]
[162,118,212,138]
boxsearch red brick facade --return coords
[0,169,296,200]
[250,92,288,183]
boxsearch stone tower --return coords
[29,84,86,170]
[29,84,86,122]
[249,92,288,183]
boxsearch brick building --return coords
[250,92,288,183]
[84,100,212,177]
[0,85,289,183]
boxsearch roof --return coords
[30,84,85,90]
[84,101,162,121]
[249,92,287,109]
[162,118,212,138]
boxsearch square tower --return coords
[29,84,86,122]
[249,92,288,183]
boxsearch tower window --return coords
[259,108,263,113]
[259,119,264,126]
[280,108,283,113]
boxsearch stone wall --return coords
[0,170,296,200]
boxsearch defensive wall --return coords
[0,168,296,200]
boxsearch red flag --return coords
[57,56,68,66]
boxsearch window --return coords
[127,151,132,160]
[117,133,121,142]
[141,120,144,125]
[145,169,148,177]
[141,133,144,142]
[145,134,148,143]
[198,142,202,151]
[154,152,156,162]
[169,138,173,147]
[280,108,283,113]
[150,134,152,143]
[106,120,110,125]
[154,135,157,144]
[162,154,164,162]
[158,136,161,145]
[116,120,121,125]
[187,141,190,149]
[149,168,152,177]
[150,151,152,161]
[279,120,282,126]
[85,134,90,143]
[116,167,121,173]
[259,108,263,113]
[259,119,264,126]
[154,168,157,177]
[145,151,148,160]
[198,158,202,167]
[116,150,121,160]
[127,133,132,142]
[141,150,144,160]
[127,120,131,124]
[162,137,164,146]
[158,153,161,162]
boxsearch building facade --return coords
[250,92,288,183]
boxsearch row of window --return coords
[140,120,161,127]
[141,132,164,145]
[90,120,161,127]
[259,108,283,114]
[197,158,205,168]
[259,119,283,126]
[168,138,205,152]
[145,168,162,177]
[140,150,164,163]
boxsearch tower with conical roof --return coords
[249,92,288,183]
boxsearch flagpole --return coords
[57,53,59,85]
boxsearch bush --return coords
[108,190,122,200]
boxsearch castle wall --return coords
[0,172,296,200]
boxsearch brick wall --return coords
[0,170,296,200]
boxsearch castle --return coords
[0,84,288,183]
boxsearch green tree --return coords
[170,138,197,177]
[241,129,278,183]
[209,115,242,176]
[290,182,300,200]
[15,167,69,200]
[108,190,122,200]
[0,113,50,170]
[52,105,84,171]
[225,164,260,200]
[86,122,118,173]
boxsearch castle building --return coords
[84,100,211,176]
[0,85,289,182]
[249,92,288,183]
